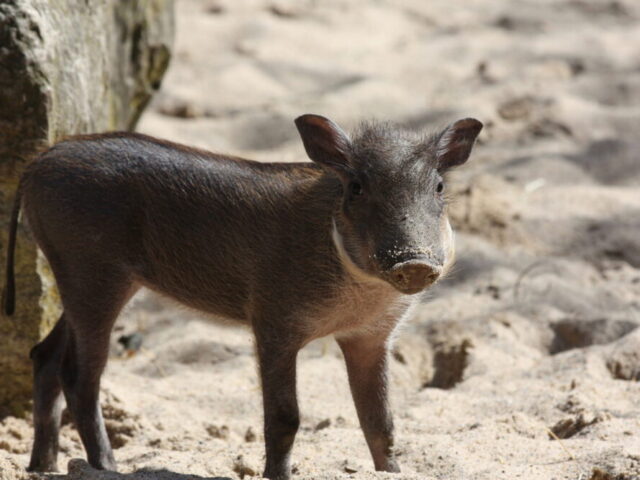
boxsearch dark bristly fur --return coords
[2,186,20,316]
[3,114,481,480]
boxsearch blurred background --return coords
[2,0,640,479]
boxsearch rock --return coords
[118,332,144,357]
[0,0,174,416]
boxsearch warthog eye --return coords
[349,181,363,196]
[436,182,444,194]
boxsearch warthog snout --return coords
[387,258,442,294]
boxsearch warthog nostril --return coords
[387,259,442,294]
[393,271,407,285]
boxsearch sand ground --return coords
[2,0,640,479]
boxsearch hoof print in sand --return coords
[549,412,604,439]
[605,330,640,381]
[423,322,474,390]
[101,391,142,449]
[549,318,638,354]
[243,426,257,442]
[425,338,473,389]
[206,424,230,440]
[589,466,639,480]
[232,454,258,479]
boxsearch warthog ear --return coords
[435,118,483,170]
[295,114,354,175]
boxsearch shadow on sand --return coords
[39,459,233,480]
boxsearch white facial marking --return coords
[331,218,387,285]
[442,217,456,276]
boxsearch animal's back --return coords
[22,132,322,204]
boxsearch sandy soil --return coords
[2,0,640,479]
